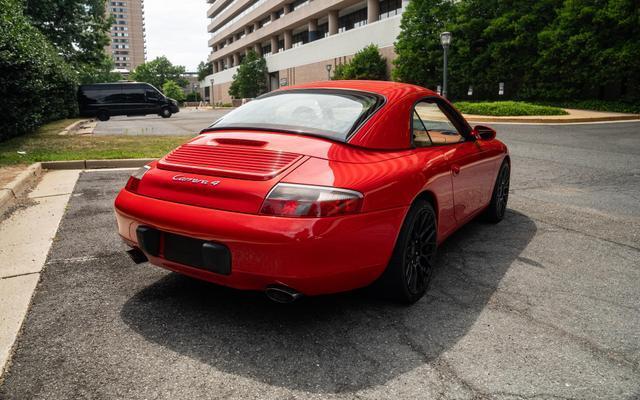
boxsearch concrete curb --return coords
[0,163,43,216]
[0,158,153,215]
[41,158,155,170]
[59,119,94,135]
[464,114,640,124]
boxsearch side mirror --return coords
[473,125,497,141]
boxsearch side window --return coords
[101,88,126,104]
[146,90,160,101]
[413,100,464,147]
[413,110,432,147]
[126,88,146,103]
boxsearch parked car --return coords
[78,82,180,121]
[114,81,510,304]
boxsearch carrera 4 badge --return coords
[172,175,221,186]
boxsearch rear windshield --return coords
[209,89,384,142]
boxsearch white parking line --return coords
[0,170,80,378]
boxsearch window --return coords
[211,90,385,142]
[338,8,367,33]
[146,89,161,101]
[317,23,328,38]
[413,101,464,147]
[291,0,309,11]
[291,31,308,48]
[126,87,145,103]
[379,0,402,20]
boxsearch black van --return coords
[78,82,180,121]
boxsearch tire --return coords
[160,108,172,118]
[97,111,110,121]
[483,161,510,223]
[372,199,438,304]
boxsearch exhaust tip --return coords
[265,285,303,304]
[126,247,148,264]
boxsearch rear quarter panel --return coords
[281,148,457,243]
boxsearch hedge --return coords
[0,0,78,142]
[454,101,568,116]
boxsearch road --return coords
[0,121,638,399]
[93,108,231,136]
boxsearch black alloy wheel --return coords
[97,110,110,121]
[404,206,438,298]
[161,108,172,118]
[372,199,438,304]
[484,161,510,223]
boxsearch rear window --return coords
[209,89,384,142]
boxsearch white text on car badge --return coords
[172,175,221,186]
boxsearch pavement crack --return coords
[527,215,640,253]
[0,271,39,280]
[45,255,102,265]
[29,192,73,200]
[487,293,640,375]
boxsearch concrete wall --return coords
[213,81,233,105]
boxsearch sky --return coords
[143,0,210,72]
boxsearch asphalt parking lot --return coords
[0,121,639,399]
[92,108,231,135]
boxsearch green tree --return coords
[228,50,268,98]
[393,0,639,102]
[77,56,123,84]
[392,0,456,88]
[162,80,185,102]
[332,45,388,80]
[1,0,78,141]
[197,61,213,81]
[131,56,188,90]
[446,0,561,100]
[24,0,112,69]
[533,0,640,101]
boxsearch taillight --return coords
[260,183,363,218]
[125,165,150,193]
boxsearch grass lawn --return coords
[0,119,193,166]
[455,101,568,116]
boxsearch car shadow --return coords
[120,209,536,393]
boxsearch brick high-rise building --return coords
[205,0,408,103]
[106,0,147,73]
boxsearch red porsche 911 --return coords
[114,81,510,304]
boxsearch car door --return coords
[144,88,163,115]
[413,99,493,225]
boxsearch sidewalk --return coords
[0,170,81,378]
[464,108,640,124]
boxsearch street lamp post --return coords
[325,64,332,80]
[440,31,452,98]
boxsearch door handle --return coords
[451,164,461,175]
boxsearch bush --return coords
[185,91,202,102]
[333,45,387,81]
[454,101,568,116]
[162,80,185,102]
[0,0,78,142]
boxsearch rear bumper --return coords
[114,189,407,295]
